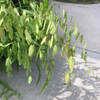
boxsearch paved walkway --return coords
[0,48,100,100]
[0,1,100,100]
[53,1,100,53]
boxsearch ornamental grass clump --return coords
[0,0,87,100]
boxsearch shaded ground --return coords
[0,48,100,100]
[55,0,100,4]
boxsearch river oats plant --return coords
[0,0,87,100]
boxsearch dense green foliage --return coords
[0,79,20,100]
[0,0,87,99]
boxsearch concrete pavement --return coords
[0,48,100,100]
[53,1,100,53]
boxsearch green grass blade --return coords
[36,61,41,86]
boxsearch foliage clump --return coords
[0,0,87,99]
